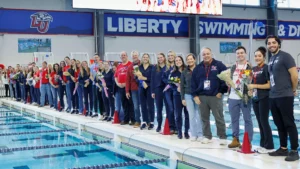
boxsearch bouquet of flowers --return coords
[163,76,180,92]
[63,72,70,76]
[97,72,108,97]
[217,69,243,98]
[13,72,20,80]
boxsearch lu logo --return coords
[30,12,53,33]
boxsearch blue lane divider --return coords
[68,158,167,169]
[0,140,110,153]
[0,115,23,119]
[0,129,75,136]
[0,120,50,126]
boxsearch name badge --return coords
[270,75,275,87]
[204,80,210,90]
[253,89,258,100]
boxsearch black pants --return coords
[93,85,105,115]
[5,84,9,97]
[253,96,274,149]
[270,97,299,150]
[118,87,134,123]
[59,84,66,109]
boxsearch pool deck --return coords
[1,99,299,169]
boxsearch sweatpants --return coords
[252,96,274,149]
[228,98,253,141]
[199,95,226,139]
[270,97,299,150]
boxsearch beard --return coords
[270,46,279,54]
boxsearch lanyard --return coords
[253,64,264,84]
[270,55,278,73]
[204,65,210,79]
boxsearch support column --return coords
[189,15,200,63]
[266,0,278,59]
[98,10,105,60]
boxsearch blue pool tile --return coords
[12,134,59,142]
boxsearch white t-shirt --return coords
[229,64,247,100]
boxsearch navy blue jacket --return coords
[102,69,114,90]
[191,59,228,97]
[170,69,181,96]
[150,65,166,94]
[137,64,153,87]
[67,67,76,82]
[18,72,26,84]
[78,69,91,85]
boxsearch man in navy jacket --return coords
[191,47,228,145]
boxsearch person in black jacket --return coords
[191,47,228,145]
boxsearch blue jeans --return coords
[51,86,59,109]
[185,94,203,138]
[13,83,18,99]
[9,84,14,98]
[40,83,53,106]
[20,84,25,101]
[173,92,189,134]
[77,84,84,113]
[34,88,40,105]
[228,98,253,141]
[165,89,176,131]
[30,86,35,103]
[66,82,72,111]
[131,90,141,123]
[115,90,124,120]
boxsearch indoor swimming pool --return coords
[0,107,177,169]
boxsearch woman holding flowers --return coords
[79,61,93,117]
[76,60,84,115]
[136,54,154,130]
[227,46,253,148]
[171,56,189,139]
[247,47,274,153]
[162,50,176,134]
[101,61,115,121]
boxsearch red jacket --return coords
[125,60,140,93]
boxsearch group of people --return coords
[0,35,298,162]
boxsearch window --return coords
[223,0,260,6]
[277,0,300,8]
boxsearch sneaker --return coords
[178,133,183,139]
[201,138,213,144]
[255,147,274,154]
[106,117,112,122]
[285,150,299,161]
[156,126,161,133]
[140,123,147,130]
[102,116,108,121]
[148,123,154,130]
[190,137,197,142]
[219,139,227,146]
[184,132,190,139]
[133,122,140,128]
[269,148,289,156]
[196,137,203,142]
[71,110,75,114]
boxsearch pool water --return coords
[0,108,168,169]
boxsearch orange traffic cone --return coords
[112,111,120,124]
[238,132,254,154]
[27,96,30,103]
[57,101,61,110]
[83,107,86,115]
[161,118,171,135]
